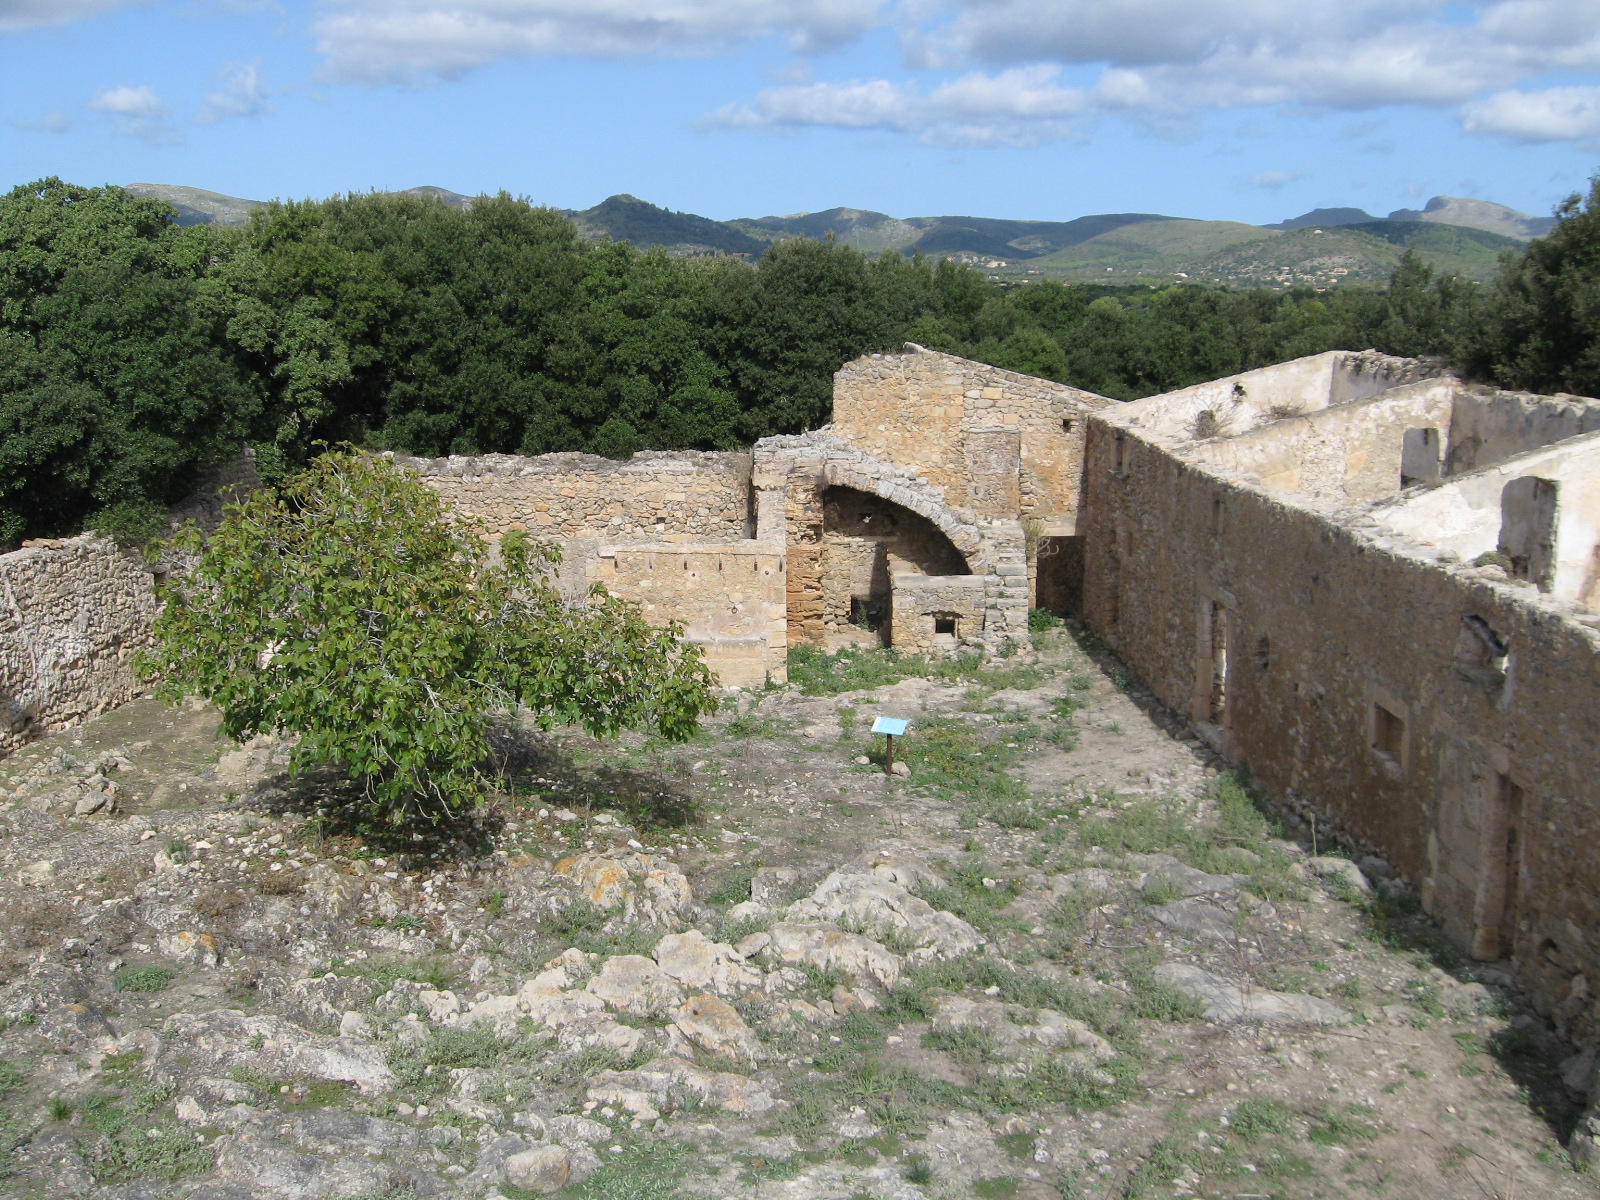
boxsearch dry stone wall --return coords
[395,451,753,541]
[0,537,157,757]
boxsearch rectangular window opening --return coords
[1112,431,1126,474]
[1208,602,1229,722]
[1372,703,1406,761]
[934,616,957,636]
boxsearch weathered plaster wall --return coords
[1375,432,1600,606]
[0,537,158,758]
[831,347,1111,531]
[397,450,753,540]
[1447,390,1600,476]
[1122,351,1438,446]
[1081,408,1600,1045]
[1194,378,1458,502]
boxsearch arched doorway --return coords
[820,485,970,645]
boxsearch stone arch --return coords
[821,461,985,569]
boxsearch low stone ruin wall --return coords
[396,450,753,541]
[0,536,158,759]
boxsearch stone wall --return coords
[0,537,158,758]
[1081,401,1600,1046]
[831,347,1111,532]
[889,575,989,655]
[753,430,1029,652]
[396,450,753,541]
[587,543,788,689]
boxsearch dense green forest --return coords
[2,174,1596,546]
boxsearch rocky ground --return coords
[0,624,1594,1200]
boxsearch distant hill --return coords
[124,183,266,226]
[397,186,474,209]
[567,194,767,256]
[1273,196,1554,241]
[1268,207,1379,231]
[121,181,1546,288]
[1385,196,1555,240]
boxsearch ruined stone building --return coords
[1078,351,1600,1047]
[2,343,1597,1041]
[393,349,1112,686]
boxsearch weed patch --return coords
[112,966,177,994]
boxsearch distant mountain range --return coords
[122,182,1553,290]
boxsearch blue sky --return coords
[2,0,1598,225]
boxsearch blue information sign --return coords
[871,716,909,737]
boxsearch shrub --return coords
[146,450,717,828]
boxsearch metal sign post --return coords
[871,716,909,777]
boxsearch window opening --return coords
[1400,427,1442,489]
[1473,774,1524,960]
[1062,418,1076,434]
[1454,615,1509,688]
[1208,601,1229,721]
[1253,633,1271,672]
[1112,431,1126,474]
[934,616,956,636]
[1372,703,1405,761]
[1498,476,1559,590]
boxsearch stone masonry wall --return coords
[0,537,158,758]
[395,450,753,541]
[587,543,788,689]
[1080,415,1600,1045]
[831,348,1111,531]
[890,575,989,655]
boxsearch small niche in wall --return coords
[1112,431,1127,475]
[1062,418,1076,434]
[1371,702,1407,768]
[1253,633,1272,672]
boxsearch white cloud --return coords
[713,0,1600,146]
[707,64,1092,145]
[1460,86,1600,142]
[313,0,885,84]
[6,109,72,133]
[1243,170,1306,190]
[0,0,145,34]
[196,61,273,124]
[88,83,176,143]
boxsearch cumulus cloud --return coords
[0,0,145,34]
[714,0,1600,145]
[707,64,1094,145]
[313,0,885,84]
[88,83,176,143]
[196,61,272,124]
[1460,86,1600,142]
[1243,170,1306,190]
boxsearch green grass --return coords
[562,1141,689,1199]
[90,1127,215,1184]
[112,966,177,993]
[1230,1099,1292,1139]
[787,645,1042,698]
